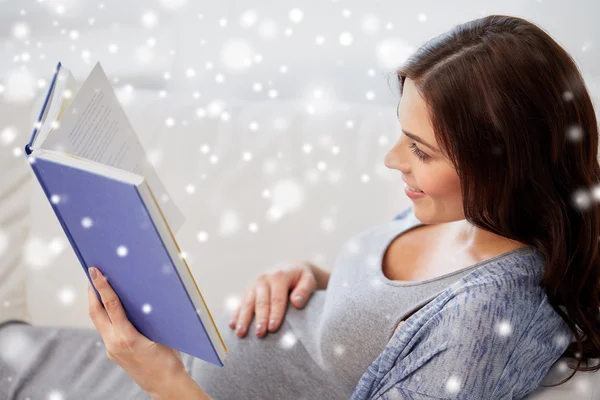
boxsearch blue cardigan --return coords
[350,208,572,399]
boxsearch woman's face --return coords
[384,77,464,223]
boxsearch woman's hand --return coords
[87,266,188,398]
[229,260,318,338]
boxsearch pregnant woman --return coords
[1,13,600,400]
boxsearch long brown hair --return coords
[389,14,600,386]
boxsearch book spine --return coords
[25,157,101,302]
[27,61,62,151]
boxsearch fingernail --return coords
[294,295,304,305]
[256,323,263,335]
[269,319,276,330]
[236,324,244,336]
[89,267,98,280]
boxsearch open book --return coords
[24,61,228,367]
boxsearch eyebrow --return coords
[401,129,439,153]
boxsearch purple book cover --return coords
[24,155,225,367]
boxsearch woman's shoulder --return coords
[437,247,558,329]
[352,253,571,399]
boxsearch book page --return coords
[41,61,185,233]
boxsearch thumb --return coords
[289,269,317,309]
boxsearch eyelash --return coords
[409,142,430,161]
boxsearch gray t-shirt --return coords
[187,207,540,399]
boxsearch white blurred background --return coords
[0,0,598,334]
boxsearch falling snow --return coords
[57,287,76,306]
[278,331,297,349]
[116,245,128,257]
[81,217,93,228]
[2,6,599,399]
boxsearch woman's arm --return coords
[152,369,212,400]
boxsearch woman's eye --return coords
[409,142,430,161]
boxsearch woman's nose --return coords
[384,140,409,173]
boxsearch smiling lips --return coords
[402,178,423,193]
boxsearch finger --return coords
[229,308,239,329]
[229,283,254,330]
[235,288,256,338]
[88,282,111,337]
[289,268,318,309]
[267,270,290,332]
[229,299,242,329]
[89,266,131,332]
[253,279,271,337]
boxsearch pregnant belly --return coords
[183,312,345,400]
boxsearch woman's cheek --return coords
[420,172,461,198]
